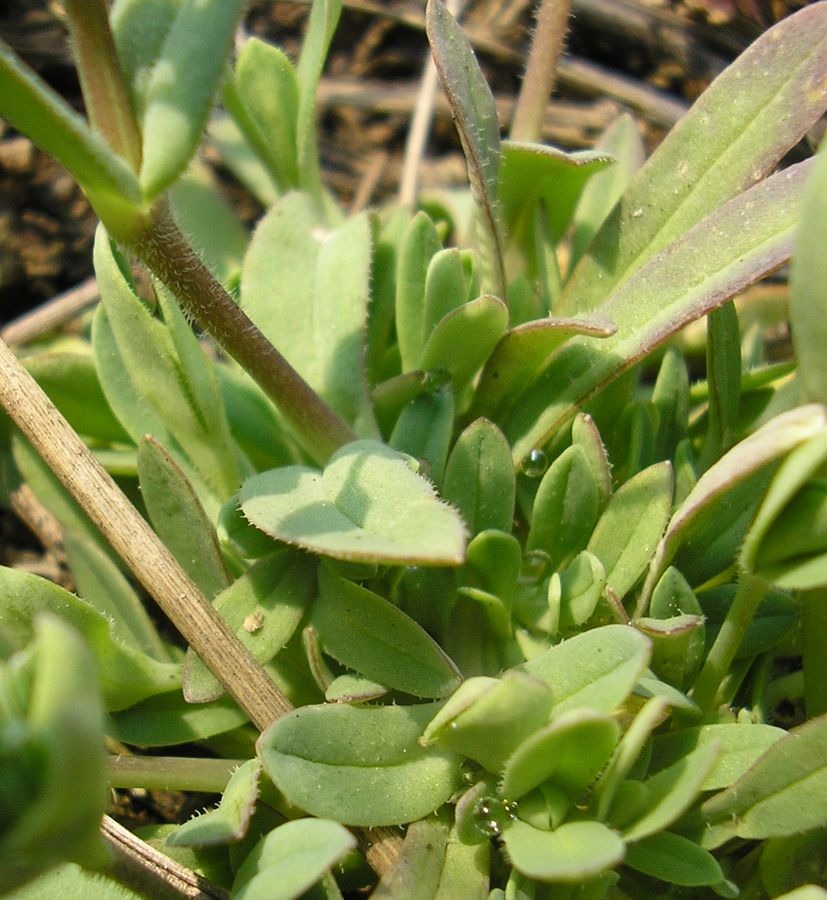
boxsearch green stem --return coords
[691,571,767,714]
[801,587,827,718]
[510,0,572,142]
[131,203,356,465]
[62,0,143,172]
[107,755,244,793]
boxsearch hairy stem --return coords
[510,0,572,142]
[131,203,356,465]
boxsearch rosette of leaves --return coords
[1,0,827,896]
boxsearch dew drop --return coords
[520,448,548,478]
[471,796,519,838]
[519,549,551,585]
[630,207,644,219]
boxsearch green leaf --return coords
[702,713,827,842]
[421,671,553,774]
[313,565,461,699]
[139,0,246,198]
[498,141,613,254]
[500,708,619,801]
[503,820,625,883]
[426,0,505,296]
[62,529,170,662]
[624,831,724,887]
[166,759,260,847]
[372,816,449,899]
[472,314,616,422]
[232,818,355,900]
[0,39,142,235]
[699,583,796,659]
[257,702,461,826]
[420,295,509,398]
[527,445,603,573]
[240,440,467,566]
[559,2,827,315]
[443,419,516,536]
[650,723,785,792]
[295,0,342,203]
[570,113,645,270]
[232,38,300,191]
[622,740,720,843]
[522,625,651,716]
[548,551,606,633]
[93,228,240,501]
[743,429,827,588]
[184,550,316,702]
[759,831,827,898]
[0,615,108,894]
[791,139,827,404]
[24,352,131,445]
[699,302,741,470]
[641,403,827,609]
[137,436,230,600]
[390,386,455,487]
[241,194,373,427]
[511,159,816,462]
[0,567,180,711]
[111,691,248,747]
[588,462,673,602]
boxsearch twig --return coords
[0,335,294,728]
[101,816,229,900]
[1,276,99,346]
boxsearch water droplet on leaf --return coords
[520,549,551,584]
[520,448,548,478]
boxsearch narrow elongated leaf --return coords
[184,550,316,702]
[0,568,180,712]
[94,228,240,500]
[503,820,625,882]
[232,818,355,900]
[624,832,724,887]
[257,702,461,826]
[390,386,455,487]
[167,759,261,847]
[233,38,300,191]
[0,39,142,232]
[63,529,169,662]
[139,0,245,198]
[372,816,449,900]
[527,445,603,572]
[295,0,342,200]
[137,436,230,600]
[587,461,673,601]
[559,2,827,315]
[426,0,505,296]
[443,419,515,536]
[242,194,373,427]
[702,714,827,841]
[240,440,467,565]
[314,565,461,699]
[523,625,651,716]
[791,141,827,404]
[506,160,816,463]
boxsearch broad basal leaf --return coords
[240,440,467,565]
[257,702,461,826]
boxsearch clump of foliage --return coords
[1,0,827,896]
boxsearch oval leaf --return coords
[240,440,467,565]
